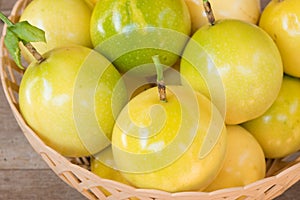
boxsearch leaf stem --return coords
[203,0,215,25]
[0,12,13,26]
[152,55,167,102]
[0,11,45,67]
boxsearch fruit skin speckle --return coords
[19,46,127,157]
[243,75,300,158]
[204,125,266,192]
[259,0,300,77]
[112,86,227,192]
[19,0,93,63]
[90,0,191,75]
[180,19,283,125]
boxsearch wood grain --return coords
[0,0,299,199]
[0,0,17,15]
[0,169,84,200]
[0,84,49,170]
[0,0,86,199]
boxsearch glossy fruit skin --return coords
[91,147,131,185]
[90,0,191,75]
[243,75,300,158]
[259,0,300,77]
[19,0,92,63]
[180,19,283,125]
[184,0,261,33]
[205,125,266,192]
[19,46,127,157]
[112,86,227,192]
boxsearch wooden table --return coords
[0,0,300,199]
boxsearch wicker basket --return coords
[1,0,300,199]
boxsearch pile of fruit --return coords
[2,0,300,194]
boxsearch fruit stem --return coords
[203,0,215,25]
[0,12,44,64]
[152,55,167,102]
[24,42,45,63]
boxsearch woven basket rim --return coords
[1,0,300,199]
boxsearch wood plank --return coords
[0,81,49,170]
[0,169,85,200]
[0,0,18,11]
[0,0,300,199]
[276,181,300,200]
[261,0,270,10]
[0,10,48,170]
[0,0,18,16]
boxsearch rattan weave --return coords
[1,0,300,199]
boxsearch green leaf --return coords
[4,29,23,69]
[1,12,46,69]
[8,21,46,44]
